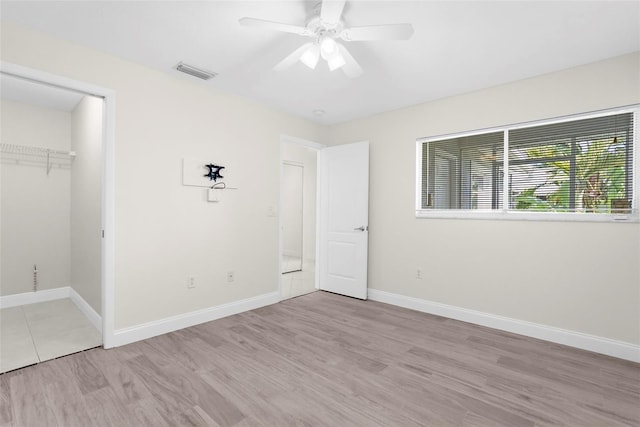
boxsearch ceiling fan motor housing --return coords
[306,16,343,40]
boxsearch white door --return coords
[318,141,369,300]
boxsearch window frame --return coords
[415,106,640,222]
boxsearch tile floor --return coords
[281,258,316,300]
[0,298,101,373]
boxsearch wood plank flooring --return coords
[1,291,638,426]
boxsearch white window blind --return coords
[418,109,636,218]
[421,132,503,210]
[509,113,633,213]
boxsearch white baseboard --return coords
[69,288,102,334]
[368,289,640,363]
[0,287,70,309]
[112,291,280,347]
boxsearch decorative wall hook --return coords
[204,163,225,181]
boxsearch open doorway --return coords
[0,72,105,372]
[280,137,322,300]
[282,161,304,274]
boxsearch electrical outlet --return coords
[187,276,196,289]
[227,271,235,282]
[416,269,423,279]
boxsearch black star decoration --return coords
[204,164,225,182]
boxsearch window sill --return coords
[415,209,640,223]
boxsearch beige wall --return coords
[328,52,640,345]
[3,21,638,347]
[1,23,326,329]
[0,100,71,296]
[70,96,103,314]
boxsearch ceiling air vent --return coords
[175,62,217,80]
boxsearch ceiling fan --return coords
[239,0,414,78]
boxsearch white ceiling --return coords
[1,1,639,124]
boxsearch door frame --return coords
[279,135,325,301]
[1,61,116,348]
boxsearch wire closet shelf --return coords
[1,143,76,175]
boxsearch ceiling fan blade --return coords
[340,23,414,41]
[239,17,310,36]
[320,0,346,25]
[336,44,363,78]
[274,42,314,71]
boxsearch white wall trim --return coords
[69,288,102,333]
[112,291,279,347]
[0,287,70,309]
[368,289,640,363]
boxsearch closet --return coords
[0,74,103,373]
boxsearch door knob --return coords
[353,226,367,231]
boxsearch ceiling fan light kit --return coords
[300,44,321,69]
[327,52,346,71]
[320,36,337,57]
[239,0,413,78]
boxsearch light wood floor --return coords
[1,291,638,426]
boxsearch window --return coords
[417,109,637,220]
